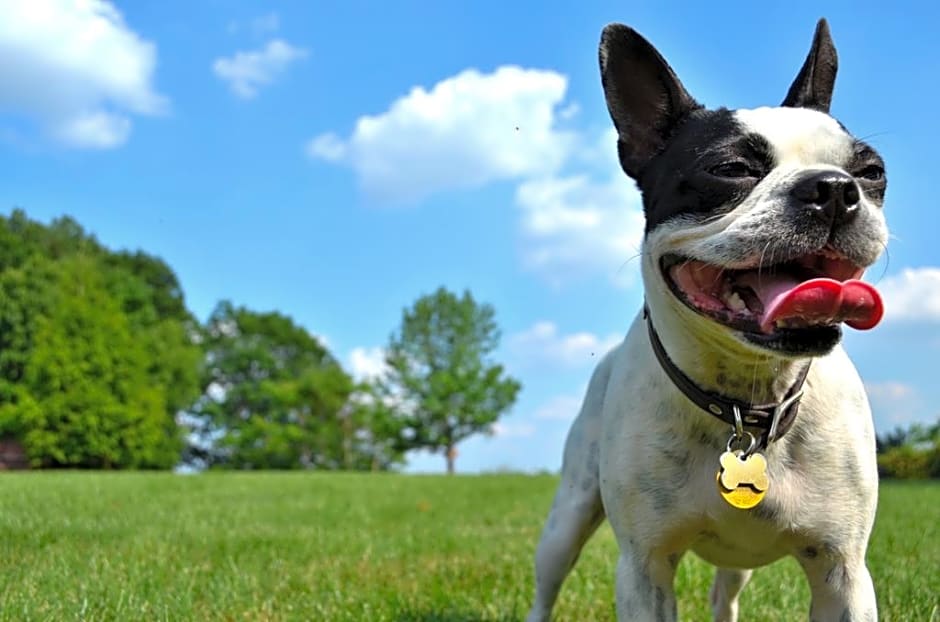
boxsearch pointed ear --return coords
[782,19,838,112]
[599,24,701,179]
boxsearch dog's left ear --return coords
[782,18,838,113]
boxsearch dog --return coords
[527,19,886,622]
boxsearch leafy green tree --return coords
[0,255,177,467]
[876,418,940,479]
[101,250,202,420]
[0,210,201,468]
[344,382,408,471]
[383,287,521,474]
[191,302,372,469]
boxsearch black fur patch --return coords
[801,546,819,559]
[637,108,775,231]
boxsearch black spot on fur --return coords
[751,498,780,523]
[825,563,846,587]
[636,471,676,512]
[668,552,680,569]
[654,587,667,622]
[658,446,692,489]
[586,441,600,473]
[622,597,637,618]
[842,455,866,505]
[627,551,654,613]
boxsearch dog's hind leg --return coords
[709,568,752,622]
[526,355,612,622]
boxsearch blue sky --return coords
[0,1,938,473]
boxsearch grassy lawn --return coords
[0,473,937,621]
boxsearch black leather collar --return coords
[644,308,810,448]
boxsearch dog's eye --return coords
[709,162,757,179]
[855,164,885,182]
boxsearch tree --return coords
[383,287,521,474]
[189,301,393,469]
[0,210,201,468]
[343,382,409,471]
[0,255,178,468]
[876,418,940,479]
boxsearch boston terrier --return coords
[527,19,886,622]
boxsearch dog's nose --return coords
[790,171,861,227]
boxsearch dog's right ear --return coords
[600,24,701,180]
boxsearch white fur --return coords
[526,108,883,622]
[735,107,854,166]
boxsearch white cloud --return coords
[228,12,281,37]
[516,128,646,286]
[509,321,622,368]
[249,13,280,36]
[309,65,646,284]
[347,346,388,382]
[865,381,915,401]
[877,267,940,323]
[213,39,308,99]
[865,380,926,429]
[0,0,167,149]
[490,421,536,439]
[534,394,583,422]
[308,133,346,161]
[49,111,131,150]
[306,66,576,202]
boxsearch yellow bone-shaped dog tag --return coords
[716,450,769,509]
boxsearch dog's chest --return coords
[672,447,801,568]
[687,510,795,568]
[603,414,806,568]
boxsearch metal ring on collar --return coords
[732,404,744,439]
[726,430,757,456]
[768,388,804,443]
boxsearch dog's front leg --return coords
[799,551,877,621]
[615,544,678,622]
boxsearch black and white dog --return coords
[528,20,886,622]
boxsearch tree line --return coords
[0,210,520,473]
[876,420,940,479]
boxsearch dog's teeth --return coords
[725,291,746,312]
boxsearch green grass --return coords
[0,474,937,621]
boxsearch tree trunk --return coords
[342,412,353,470]
[445,444,457,475]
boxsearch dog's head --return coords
[601,19,888,357]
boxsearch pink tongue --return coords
[736,273,884,333]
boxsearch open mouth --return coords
[661,248,884,352]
